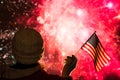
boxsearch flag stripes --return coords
[81,32,110,71]
[82,42,95,59]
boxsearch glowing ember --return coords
[106,2,113,9]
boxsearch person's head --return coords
[12,28,44,65]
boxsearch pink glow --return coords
[21,0,120,79]
[106,2,113,9]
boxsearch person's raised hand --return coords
[62,55,77,77]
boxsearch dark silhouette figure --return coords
[0,28,77,80]
[104,73,120,80]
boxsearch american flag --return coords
[81,32,110,71]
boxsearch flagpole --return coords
[75,31,96,55]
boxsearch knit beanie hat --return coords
[12,28,44,64]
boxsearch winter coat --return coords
[0,64,72,80]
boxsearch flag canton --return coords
[88,33,99,48]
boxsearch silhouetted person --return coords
[104,73,120,80]
[0,28,77,80]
